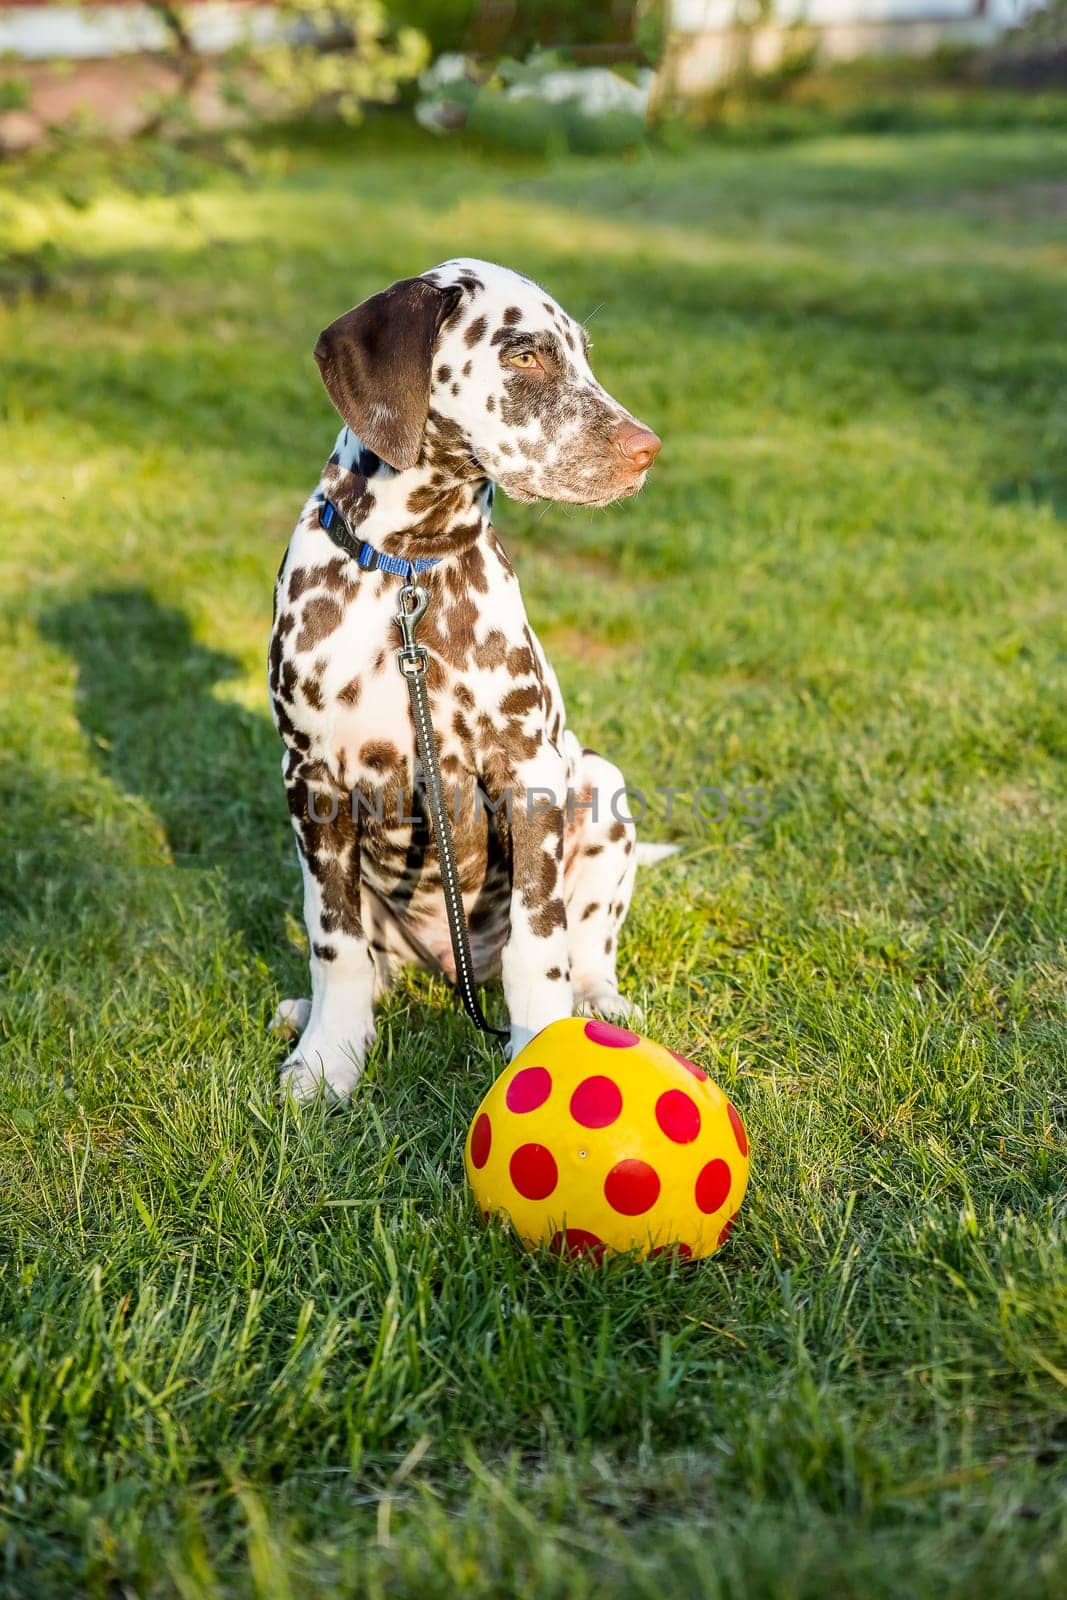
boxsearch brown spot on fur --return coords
[503,306,522,325]
[297,596,343,652]
[581,902,600,921]
[516,432,547,462]
[479,630,509,670]
[317,558,352,593]
[360,740,400,774]
[284,755,363,939]
[322,465,377,532]
[532,897,566,937]
[464,315,487,347]
[272,694,310,753]
[500,684,540,718]
[338,676,361,707]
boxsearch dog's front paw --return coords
[574,987,644,1027]
[507,1023,536,1061]
[279,1022,374,1104]
[270,997,312,1039]
[508,999,574,1062]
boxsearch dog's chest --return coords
[271,512,561,792]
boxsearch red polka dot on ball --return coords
[670,1048,708,1082]
[655,1088,701,1144]
[727,1102,749,1157]
[717,1215,736,1248]
[550,1228,605,1261]
[470,1113,491,1170]
[695,1158,732,1215]
[506,1066,552,1113]
[584,1019,639,1049]
[510,1143,558,1201]
[604,1158,661,1216]
[570,1075,623,1129]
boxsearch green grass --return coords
[1,118,1065,1597]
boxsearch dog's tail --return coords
[636,842,679,867]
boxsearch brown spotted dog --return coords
[270,258,663,1101]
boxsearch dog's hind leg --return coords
[270,996,312,1039]
[562,740,641,1023]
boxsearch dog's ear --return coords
[314,277,462,471]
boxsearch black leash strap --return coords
[394,583,508,1043]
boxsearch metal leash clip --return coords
[395,583,429,678]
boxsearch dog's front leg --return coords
[492,742,574,1058]
[280,758,375,1103]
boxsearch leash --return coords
[319,495,505,1041]
[394,582,508,1043]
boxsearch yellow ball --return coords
[464,1017,749,1261]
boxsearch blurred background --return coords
[0,0,1063,156]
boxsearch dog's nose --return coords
[615,424,661,471]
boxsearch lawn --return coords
[1,118,1065,1597]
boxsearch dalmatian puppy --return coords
[269,258,662,1102]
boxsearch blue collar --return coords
[319,497,439,578]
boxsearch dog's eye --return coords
[508,352,540,370]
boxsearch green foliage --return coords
[1,119,1066,1595]
[258,0,429,123]
[985,0,1067,85]
[0,73,30,114]
[86,0,430,134]
[388,0,480,55]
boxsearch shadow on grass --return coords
[40,586,294,962]
[34,587,509,1051]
